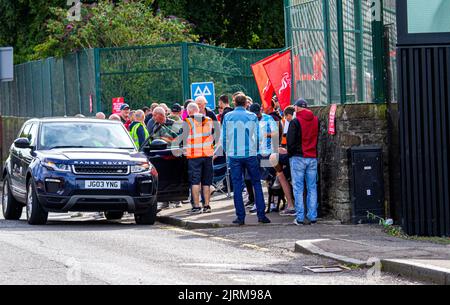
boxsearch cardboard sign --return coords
[112,97,125,114]
[328,104,337,135]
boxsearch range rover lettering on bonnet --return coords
[73,161,128,166]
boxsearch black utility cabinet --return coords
[348,146,385,224]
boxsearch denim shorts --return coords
[188,157,214,186]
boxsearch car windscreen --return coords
[39,122,136,150]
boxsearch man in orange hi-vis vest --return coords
[182,102,215,215]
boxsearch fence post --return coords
[354,0,365,102]
[322,0,333,104]
[336,0,347,104]
[61,59,68,115]
[181,43,190,102]
[94,48,102,113]
[284,0,292,49]
[48,59,54,117]
[371,0,385,103]
[75,52,83,114]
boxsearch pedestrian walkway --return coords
[293,230,450,284]
[156,193,329,228]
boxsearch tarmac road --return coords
[0,213,420,285]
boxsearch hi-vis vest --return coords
[130,122,150,149]
[185,115,214,159]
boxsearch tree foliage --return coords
[0,0,285,64]
[0,0,67,63]
[155,0,285,49]
[31,0,198,59]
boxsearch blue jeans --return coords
[229,157,266,221]
[290,157,318,222]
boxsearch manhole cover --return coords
[303,265,351,273]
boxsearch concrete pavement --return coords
[157,192,450,284]
[0,214,418,285]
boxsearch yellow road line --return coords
[163,225,268,251]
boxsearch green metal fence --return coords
[0,49,97,118]
[285,0,397,106]
[0,43,280,117]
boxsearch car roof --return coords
[24,117,122,124]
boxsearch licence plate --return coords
[84,181,121,190]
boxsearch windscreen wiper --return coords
[48,146,92,150]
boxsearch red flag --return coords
[251,53,280,111]
[263,50,292,111]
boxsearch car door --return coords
[10,123,31,197]
[19,122,39,188]
[145,146,190,202]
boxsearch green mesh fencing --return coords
[285,0,397,106]
[97,43,280,113]
[1,44,280,117]
[0,49,97,118]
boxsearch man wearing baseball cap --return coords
[287,98,320,226]
[169,103,182,122]
[119,103,131,130]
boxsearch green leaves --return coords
[31,0,198,59]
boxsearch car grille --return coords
[73,165,130,175]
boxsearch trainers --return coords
[188,207,202,215]
[249,205,257,214]
[280,209,297,217]
[258,217,271,224]
[232,218,245,226]
[245,201,255,208]
[293,219,304,226]
[270,204,279,213]
[203,206,212,213]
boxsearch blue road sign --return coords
[191,82,216,111]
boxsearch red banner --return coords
[89,94,93,113]
[112,97,125,114]
[251,53,280,111]
[263,50,292,111]
[328,104,337,135]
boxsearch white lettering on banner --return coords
[278,72,291,95]
[67,0,81,22]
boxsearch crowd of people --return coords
[85,92,319,226]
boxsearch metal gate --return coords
[398,46,450,236]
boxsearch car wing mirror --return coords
[14,138,31,149]
[149,139,168,151]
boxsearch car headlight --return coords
[131,162,151,174]
[42,160,72,172]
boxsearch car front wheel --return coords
[2,178,23,220]
[26,180,48,225]
[134,203,157,225]
[105,211,124,220]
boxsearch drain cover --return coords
[304,265,351,273]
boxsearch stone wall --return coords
[310,103,396,223]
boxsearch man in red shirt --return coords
[287,99,319,226]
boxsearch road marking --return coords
[241,244,270,251]
[163,225,268,251]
